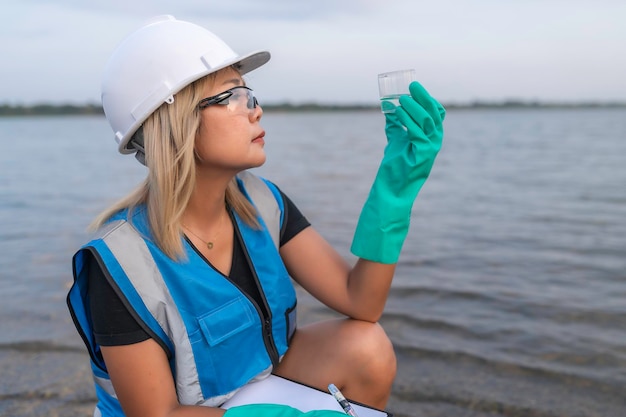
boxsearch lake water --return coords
[1,108,625,417]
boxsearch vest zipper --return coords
[231,214,280,368]
[263,317,279,366]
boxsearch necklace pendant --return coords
[207,242,214,250]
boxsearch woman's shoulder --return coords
[86,204,149,243]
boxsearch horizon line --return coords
[1,100,626,117]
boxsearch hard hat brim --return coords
[233,50,271,77]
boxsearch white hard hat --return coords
[101,15,270,154]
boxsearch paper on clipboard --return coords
[221,375,391,416]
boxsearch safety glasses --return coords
[198,86,259,114]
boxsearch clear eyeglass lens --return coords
[221,87,257,114]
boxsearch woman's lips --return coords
[252,131,265,144]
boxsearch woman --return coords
[67,15,445,417]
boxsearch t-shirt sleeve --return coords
[277,187,311,246]
[86,252,150,346]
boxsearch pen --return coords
[328,383,359,417]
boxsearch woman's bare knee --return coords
[275,318,396,408]
[341,321,396,402]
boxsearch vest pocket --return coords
[198,297,255,346]
[191,297,268,396]
[285,301,297,345]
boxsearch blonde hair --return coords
[91,69,259,259]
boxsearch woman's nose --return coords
[250,103,263,121]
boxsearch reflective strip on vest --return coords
[103,221,204,405]
[237,171,281,248]
[93,375,117,399]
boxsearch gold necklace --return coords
[183,210,226,250]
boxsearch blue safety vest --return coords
[67,172,298,417]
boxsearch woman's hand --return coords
[225,404,347,417]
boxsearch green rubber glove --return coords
[351,81,445,264]
[224,403,347,417]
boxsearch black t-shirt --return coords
[87,188,310,346]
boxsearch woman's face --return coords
[195,68,266,173]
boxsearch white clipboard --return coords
[221,374,391,416]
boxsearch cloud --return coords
[15,0,375,21]
[2,0,626,104]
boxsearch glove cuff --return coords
[350,209,410,264]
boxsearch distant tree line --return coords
[445,100,626,109]
[0,103,104,116]
[1,101,625,116]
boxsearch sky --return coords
[1,0,625,105]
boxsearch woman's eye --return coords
[230,92,245,102]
